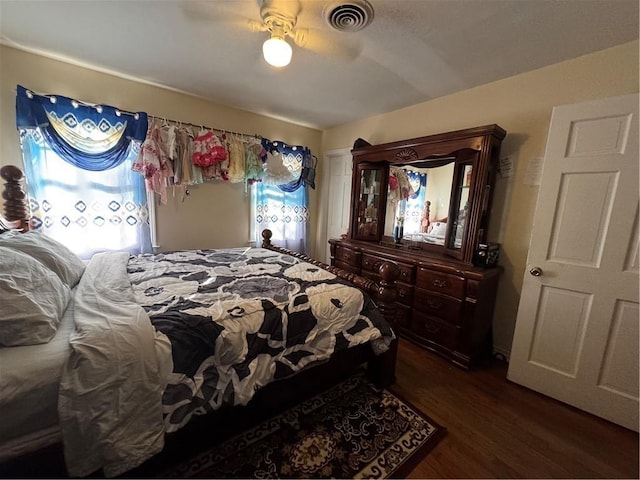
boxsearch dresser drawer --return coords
[413,288,462,325]
[412,311,460,351]
[360,269,379,282]
[416,267,465,298]
[361,253,384,274]
[335,246,360,268]
[396,264,414,284]
[396,282,414,306]
[360,268,413,306]
[333,260,360,275]
[361,253,414,283]
[394,303,411,330]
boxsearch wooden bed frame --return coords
[0,164,401,476]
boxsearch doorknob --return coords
[529,266,543,277]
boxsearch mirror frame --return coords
[348,125,506,264]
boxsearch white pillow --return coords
[430,221,447,237]
[0,246,72,347]
[0,231,85,287]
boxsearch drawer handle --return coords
[432,279,448,288]
[398,290,406,298]
[427,299,442,310]
[400,270,408,277]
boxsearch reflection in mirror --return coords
[356,168,382,238]
[449,164,473,249]
[384,163,454,246]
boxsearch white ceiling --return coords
[1,0,638,130]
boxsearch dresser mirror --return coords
[382,162,455,246]
[375,148,479,261]
[347,125,506,264]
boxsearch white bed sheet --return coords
[0,291,75,461]
[404,232,446,245]
[58,252,171,477]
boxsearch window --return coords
[250,140,313,254]
[16,85,151,259]
[251,182,308,253]
[20,131,151,259]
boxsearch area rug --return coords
[161,372,445,479]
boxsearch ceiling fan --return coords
[248,0,304,67]
[183,0,373,67]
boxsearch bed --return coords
[0,165,400,477]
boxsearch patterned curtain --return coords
[15,85,151,259]
[252,140,310,253]
[261,139,316,192]
[253,183,308,253]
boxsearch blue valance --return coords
[16,85,148,171]
[262,139,316,192]
[406,170,427,199]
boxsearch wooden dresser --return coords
[330,125,506,369]
[330,239,500,368]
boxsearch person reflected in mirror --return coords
[420,200,431,233]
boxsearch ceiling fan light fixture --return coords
[263,35,292,67]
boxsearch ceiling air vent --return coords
[323,0,374,32]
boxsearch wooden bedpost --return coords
[376,261,399,324]
[421,200,431,233]
[0,165,30,232]
[370,261,400,387]
[261,228,273,248]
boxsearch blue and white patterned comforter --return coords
[59,247,393,477]
[127,247,393,432]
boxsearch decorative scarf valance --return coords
[389,167,427,202]
[16,85,148,171]
[262,139,316,192]
[406,170,427,199]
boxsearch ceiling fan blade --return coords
[292,28,361,60]
[248,20,269,33]
[181,1,256,32]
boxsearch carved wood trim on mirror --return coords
[395,148,419,163]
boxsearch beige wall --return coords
[0,45,322,253]
[320,40,639,356]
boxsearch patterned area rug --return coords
[161,373,445,478]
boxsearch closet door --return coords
[325,149,352,263]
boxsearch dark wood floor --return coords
[392,338,639,479]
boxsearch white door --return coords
[325,149,353,262]
[508,93,639,431]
